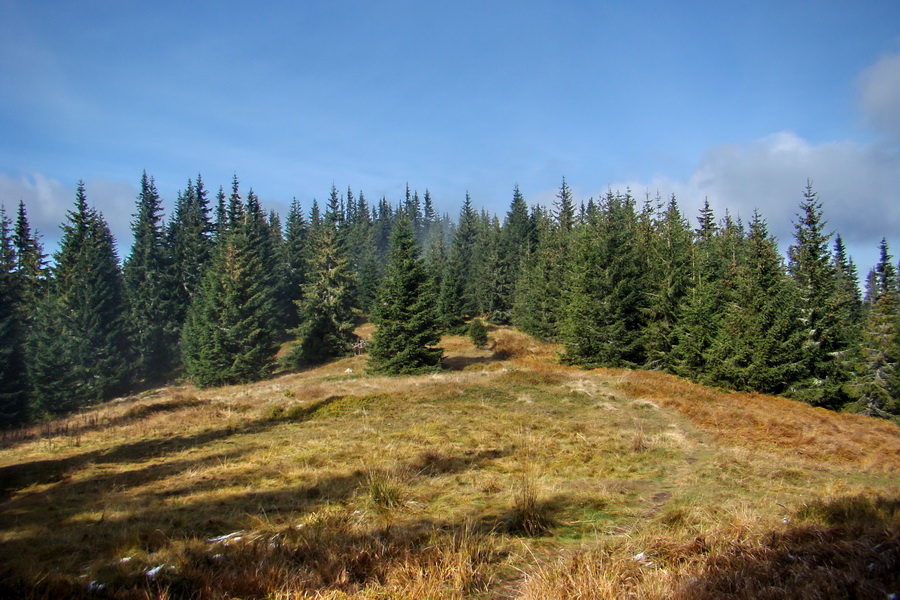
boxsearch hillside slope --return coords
[1,326,898,599]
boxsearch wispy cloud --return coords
[0,172,136,256]
[859,50,900,140]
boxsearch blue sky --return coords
[2,0,899,275]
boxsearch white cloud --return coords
[603,49,900,276]
[607,130,900,274]
[0,172,136,258]
[859,51,900,140]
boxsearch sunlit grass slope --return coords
[1,326,898,599]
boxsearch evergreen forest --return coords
[2,174,899,429]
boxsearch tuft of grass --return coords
[365,468,408,513]
[506,470,555,536]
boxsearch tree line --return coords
[1,174,898,428]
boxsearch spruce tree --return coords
[181,200,278,387]
[469,211,500,316]
[669,200,725,380]
[368,218,442,374]
[283,198,310,331]
[12,199,49,309]
[853,239,899,416]
[167,176,214,328]
[243,189,281,339]
[706,211,804,394]
[345,190,380,312]
[489,186,531,324]
[438,193,478,330]
[29,182,133,413]
[786,183,854,407]
[0,206,29,426]
[561,191,646,367]
[643,195,692,369]
[468,317,488,349]
[287,201,358,366]
[512,182,575,341]
[832,235,863,327]
[124,171,178,383]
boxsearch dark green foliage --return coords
[833,236,863,326]
[852,240,899,417]
[642,195,692,369]
[469,211,501,316]
[282,198,309,332]
[786,183,856,407]
[243,189,282,339]
[345,190,382,312]
[12,199,49,308]
[706,212,805,394]
[553,177,576,233]
[124,172,179,383]
[512,207,559,341]
[167,176,214,328]
[266,208,291,336]
[0,206,29,426]
[561,191,646,368]
[8,173,898,421]
[213,186,227,242]
[438,193,478,330]
[368,218,443,374]
[226,174,244,232]
[489,186,532,324]
[29,182,133,413]
[287,210,358,366]
[512,181,576,341]
[181,206,278,388]
[468,318,488,350]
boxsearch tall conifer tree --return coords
[0,207,29,426]
[181,193,278,387]
[167,176,213,328]
[124,172,178,382]
[706,212,804,393]
[29,182,132,413]
[669,200,725,380]
[12,200,49,309]
[489,186,531,324]
[787,183,853,407]
[643,196,692,368]
[438,193,478,329]
[368,218,442,374]
[562,191,646,367]
[853,239,899,416]
[287,198,358,365]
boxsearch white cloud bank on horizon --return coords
[609,51,900,273]
[0,172,136,256]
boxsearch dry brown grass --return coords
[520,494,900,600]
[613,369,900,473]
[1,326,898,599]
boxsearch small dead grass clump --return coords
[490,328,560,362]
[505,471,555,537]
[365,468,408,513]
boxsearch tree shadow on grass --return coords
[0,414,281,501]
[442,355,500,371]
[670,495,900,600]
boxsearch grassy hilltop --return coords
[1,326,899,599]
